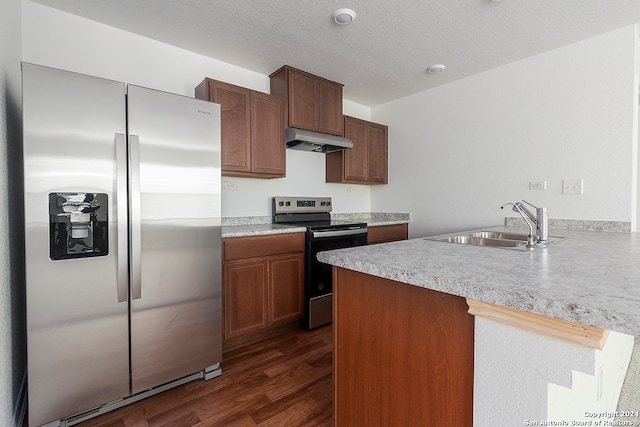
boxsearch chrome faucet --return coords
[501,200,548,247]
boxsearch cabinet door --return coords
[269,254,305,325]
[317,80,343,136]
[224,259,268,339]
[367,224,408,245]
[287,69,316,131]
[251,92,286,176]
[366,122,388,184]
[343,116,368,182]
[209,81,251,173]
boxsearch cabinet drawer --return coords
[224,233,305,261]
[367,224,408,245]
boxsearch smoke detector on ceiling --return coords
[427,64,446,73]
[332,8,356,25]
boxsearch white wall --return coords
[372,26,638,237]
[474,318,634,426]
[1,0,26,425]
[27,2,639,230]
[21,0,372,218]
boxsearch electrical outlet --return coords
[563,178,583,195]
[223,181,237,191]
[529,181,546,190]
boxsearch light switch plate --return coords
[563,178,583,195]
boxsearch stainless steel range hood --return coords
[285,128,353,153]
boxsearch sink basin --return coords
[436,235,528,248]
[426,230,564,250]
[469,231,530,241]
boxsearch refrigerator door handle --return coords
[129,134,142,300]
[115,133,129,303]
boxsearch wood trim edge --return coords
[466,299,609,350]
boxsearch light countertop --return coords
[317,225,640,336]
[221,212,410,239]
[221,223,307,239]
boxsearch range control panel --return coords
[273,196,332,214]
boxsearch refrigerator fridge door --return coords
[127,85,222,393]
[22,64,130,426]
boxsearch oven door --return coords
[304,227,368,329]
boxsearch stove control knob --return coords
[285,201,291,206]
[326,201,331,206]
[278,201,284,206]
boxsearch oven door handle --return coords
[312,227,368,239]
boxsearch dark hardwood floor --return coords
[76,325,333,427]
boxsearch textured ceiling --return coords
[30,0,640,106]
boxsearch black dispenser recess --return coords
[49,192,109,260]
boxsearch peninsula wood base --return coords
[333,267,474,426]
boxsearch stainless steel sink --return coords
[436,235,528,248]
[469,231,530,241]
[426,230,564,250]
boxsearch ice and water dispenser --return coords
[49,192,109,260]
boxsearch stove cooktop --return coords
[281,219,367,231]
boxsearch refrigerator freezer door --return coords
[127,85,222,393]
[22,63,129,426]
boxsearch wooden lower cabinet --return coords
[334,267,474,426]
[224,259,268,339]
[269,254,305,325]
[367,223,408,245]
[223,233,305,350]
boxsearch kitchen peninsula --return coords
[318,225,640,426]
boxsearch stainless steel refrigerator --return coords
[22,63,222,426]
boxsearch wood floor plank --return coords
[249,373,333,425]
[74,325,333,427]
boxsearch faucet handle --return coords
[521,199,539,210]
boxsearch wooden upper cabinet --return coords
[366,122,388,183]
[326,116,389,184]
[195,78,285,178]
[250,92,286,176]
[287,70,316,131]
[317,79,343,135]
[270,66,344,136]
[343,116,368,181]
[204,81,251,173]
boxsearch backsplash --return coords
[222,216,272,226]
[331,212,411,222]
[505,217,631,233]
